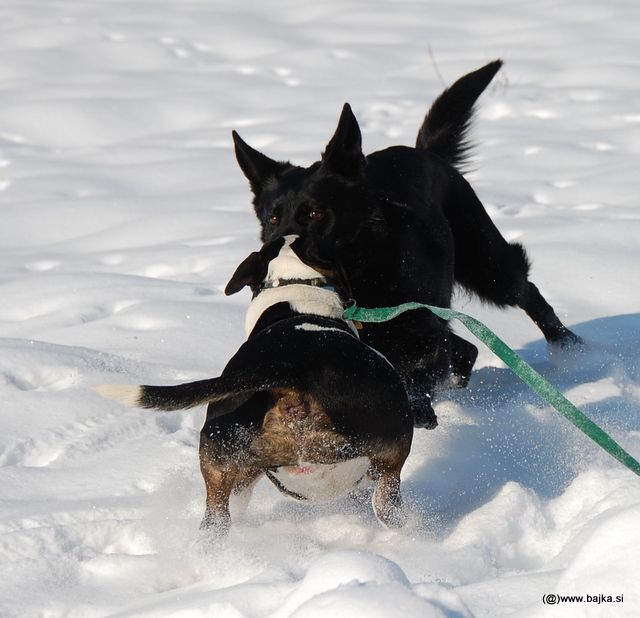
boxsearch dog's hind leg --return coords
[199,425,262,534]
[372,473,404,527]
[198,394,270,533]
[445,175,582,347]
[198,456,235,533]
[369,450,409,528]
[519,281,582,346]
[199,453,260,534]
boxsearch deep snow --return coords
[1,1,639,616]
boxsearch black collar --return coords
[259,277,334,292]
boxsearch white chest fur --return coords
[269,456,370,501]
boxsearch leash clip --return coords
[342,300,362,331]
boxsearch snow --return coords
[1,0,639,616]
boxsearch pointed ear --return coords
[224,251,268,295]
[232,131,288,195]
[321,103,365,176]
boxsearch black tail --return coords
[137,376,254,410]
[416,59,503,169]
[95,373,289,411]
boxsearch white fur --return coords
[93,384,142,407]
[245,284,346,336]
[244,235,357,336]
[265,235,322,283]
[295,323,348,334]
[270,457,370,501]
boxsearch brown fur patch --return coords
[251,388,351,466]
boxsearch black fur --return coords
[232,60,582,428]
[416,59,503,169]
[116,237,414,532]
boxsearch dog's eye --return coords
[309,210,325,221]
[269,214,280,225]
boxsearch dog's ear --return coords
[224,251,268,295]
[322,103,366,176]
[232,131,288,195]
[225,237,287,295]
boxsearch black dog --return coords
[231,60,581,429]
[97,235,413,533]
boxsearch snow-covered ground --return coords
[1,1,639,616]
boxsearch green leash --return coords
[343,301,640,477]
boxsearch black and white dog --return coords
[231,60,582,429]
[97,235,413,533]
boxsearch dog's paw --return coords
[550,327,584,348]
[381,505,408,529]
[411,402,438,430]
[199,509,231,537]
[547,329,587,369]
[445,372,470,390]
[449,337,478,389]
[372,493,407,528]
[549,337,602,375]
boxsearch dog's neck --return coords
[244,235,354,338]
[245,284,348,338]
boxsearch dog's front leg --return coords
[448,332,479,388]
[404,369,438,430]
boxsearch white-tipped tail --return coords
[93,384,143,407]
